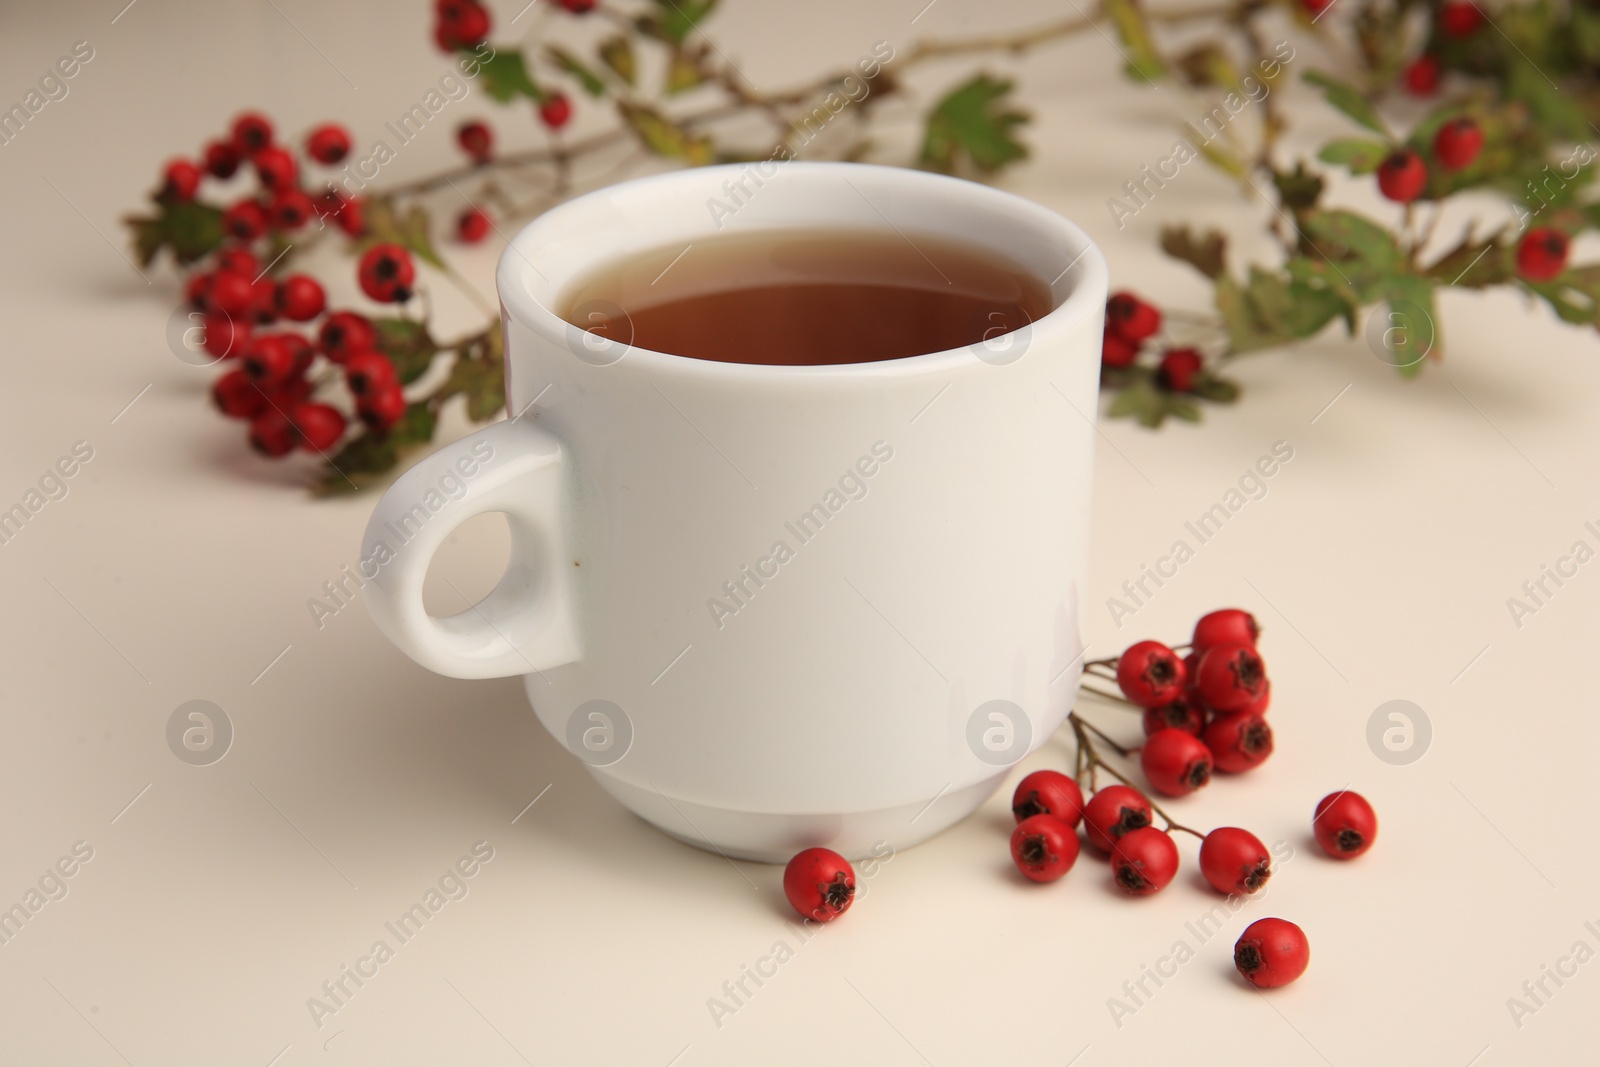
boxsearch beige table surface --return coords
[2,1,1596,1064]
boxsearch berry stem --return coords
[1079,683,1142,708]
[1068,711,1204,839]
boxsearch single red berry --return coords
[1377,149,1427,203]
[539,93,573,130]
[1300,0,1333,16]
[457,120,494,163]
[223,199,268,242]
[1194,642,1267,712]
[434,0,491,51]
[1140,728,1214,797]
[186,271,213,311]
[358,244,416,303]
[248,410,295,457]
[249,277,280,325]
[201,313,252,359]
[1235,918,1310,988]
[212,370,268,420]
[1193,608,1260,652]
[1142,697,1205,737]
[557,0,597,11]
[1433,117,1484,170]
[1403,55,1442,96]
[286,333,315,376]
[1313,790,1378,859]
[306,124,352,165]
[291,403,347,452]
[1240,678,1272,716]
[207,270,256,317]
[231,112,274,157]
[1156,347,1203,392]
[265,376,314,410]
[335,196,366,236]
[275,275,326,322]
[1102,328,1138,369]
[270,189,314,230]
[1438,0,1483,38]
[345,350,397,396]
[1010,813,1081,883]
[1105,292,1161,343]
[358,383,408,431]
[457,206,491,243]
[242,333,300,386]
[1011,769,1085,828]
[319,312,376,362]
[252,145,297,191]
[1111,828,1179,895]
[215,247,260,277]
[204,139,243,179]
[1199,827,1272,895]
[162,159,202,200]
[1082,784,1153,852]
[1203,711,1274,773]
[1116,640,1187,709]
[782,847,855,922]
[1516,227,1569,282]
[316,191,366,236]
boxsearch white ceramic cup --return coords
[362,162,1106,862]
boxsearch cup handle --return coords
[361,417,580,679]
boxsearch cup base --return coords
[587,770,1007,864]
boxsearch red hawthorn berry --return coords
[557,0,597,11]
[290,403,347,452]
[1313,790,1378,859]
[1403,55,1442,96]
[1240,678,1272,716]
[265,375,314,410]
[1433,117,1484,170]
[1142,697,1205,737]
[1199,827,1272,895]
[231,112,274,157]
[1110,827,1179,895]
[316,191,366,236]
[1438,0,1483,38]
[358,383,408,431]
[1194,642,1267,712]
[286,333,315,376]
[207,270,256,317]
[319,312,376,362]
[457,206,491,243]
[252,145,297,191]
[782,847,855,922]
[212,369,268,420]
[162,159,202,200]
[201,313,252,359]
[1157,347,1203,392]
[215,246,260,277]
[248,410,296,457]
[1516,227,1569,282]
[1203,711,1274,773]
[457,120,493,163]
[358,244,416,303]
[249,277,280,325]
[242,333,300,386]
[1116,640,1187,709]
[306,124,352,165]
[223,199,268,242]
[1011,769,1085,828]
[1376,148,1427,203]
[344,350,397,396]
[270,189,314,230]
[1010,813,1081,883]
[334,195,366,236]
[1102,328,1139,368]
[1193,608,1260,652]
[1082,784,1153,853]
[186,272,213,311]
[1140,728,1214,797]
[204,139,243,179]
[1235,917,1309,988]
[1105,291,1162,343]
[539,93,573,130]
[434,0,491,51]
[275,275,327,322]
[1300,0,1333,16]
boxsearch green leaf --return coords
[1504,58,1590,142]
[399,205,445,270]
[125,198,226,268]
[1103,0,1167,82]
[1272,162,1324,212]
[1106,374,1168,428]
[654,0,718,43]
[1190,372,1240,403]
[544,45,607,97]
[314,404,437,496]
[1317,137,1389,175]
[1298,208,1403,302]
[917,74,1030,175]
[1525,265,1600,326]
[479,51,543,103]
[617,102,714,163]
[1160,225,1227,279]
[442,356,506,422]
[598,36,636,86]
[1303,70,1387,135]
[664,48,708,95]
[1374,272,1438,376]
[1424,235,1509,289]
[1216,266,1347,353]
[372,318,438,384]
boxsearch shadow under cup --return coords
[473,163,1109,862]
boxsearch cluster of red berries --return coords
[1399,0,1485,97]
[435,0,575,135]
[1100,291,1204,392]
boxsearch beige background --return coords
[2,0,1596,1063]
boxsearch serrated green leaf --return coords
[1304,70,1387,135]
[400,205,445,271]
[1525,265,1600,326]
[1318,137,1389,175]
[372,318,437,384]
[655,0,717,43]
[598,36,636,86]
[442,356,506,422]
[1216,266,1347,354]
[918,74,1030,175]
[1190,373,1240,403]
[479,51,542,103]
[1299,208,1403,301]
[1425,236,1509,288]
[617,102,714,163]
[1166,397,1203,422]
[1103,0,1167,82]
[1160,225,1227,279]
[125,198,226,268]
[1272,161,1324,212]
[544,44,607,97]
